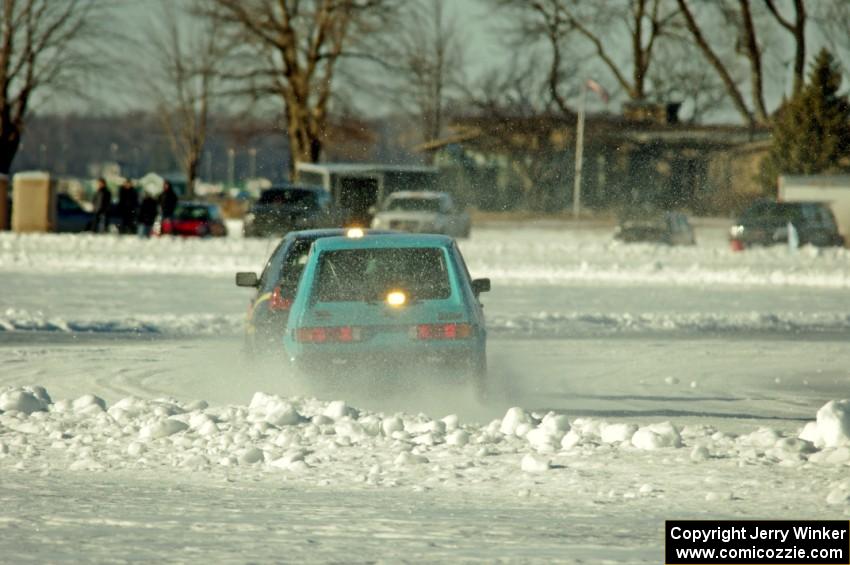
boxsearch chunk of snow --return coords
[238,447,264,465]
[126,442,146,457]
[540,413,570,434]
[266,405,304,427]
[520,453,551,473]
[600,423,637,444]
[446,430,469,447]
[739,427,781,448]
[690,446,710,462]
[815,400,850,448]
[323,400,357,421]
[632,422,682,450]
[441,414,459,431]
[525,427,561,452]
[799,421,821,446]
[561,430,582,450]
[500,407,531,436]
[139,418,189,440]
[381,416,404,436]
[72,394,106,413]
[0,389,49,414]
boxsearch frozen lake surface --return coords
[1,223,849,562]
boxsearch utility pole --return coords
[227,147,235,187]
[572,83,587,219]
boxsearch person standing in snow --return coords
[117,178,139,234]
[91,178,112,233]
[158,180,178,223]
[137,192,158,238]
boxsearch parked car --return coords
[283,233,490,395]
[614,210,696,245]
[235,228,394,356]
[8,193,114,233]
[243,185,332,237]
[729,200,844,250]
[56,194,96,233]
[156,202,228,237]
[370,191,471,238]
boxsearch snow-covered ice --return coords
[2,223,850,561]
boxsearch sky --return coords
[57,0,842,125]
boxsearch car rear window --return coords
[314,247,451,302]
[175,205,210,220]
[385,198,442,213]
[259,189,318,207]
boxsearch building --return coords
[418,106,771,214]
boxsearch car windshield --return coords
[174,205,210,220]
[385,197,442,213]
[742,203,805,223]
[314,247,451,302]
[259,189,318,208]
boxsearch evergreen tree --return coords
[760,49,850,192]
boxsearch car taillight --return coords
[413,323,473,340]
[294,326,361,343]
[269,287,292,311]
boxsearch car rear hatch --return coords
[293,245,474,350]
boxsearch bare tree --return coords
[145,2,221,197]
[676,0,762,126]
[492,0,679,107]
[764,0,806,96]
[462,52,557,118]
[393,0,465,142]
[0,0,101,174]
[201,0,396,174]
[648,39,728,122]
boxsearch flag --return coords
[585,79,609,104]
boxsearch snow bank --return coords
[3,228,850,289]
[2,386,849,486]
[493,311,850,336]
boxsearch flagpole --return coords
[573,81,587,219]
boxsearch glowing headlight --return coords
[346,227,365,238]
[386,291,407,307]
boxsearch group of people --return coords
[91,178,178,236]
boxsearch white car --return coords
[370,191,471,238]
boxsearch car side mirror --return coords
[235,272,259,288]
[471,278,490,295]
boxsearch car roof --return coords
[312,233,454,251]
[750,199,827,209]
[263,184,326,194]
[387,191,447,200]
[285,228,397,241]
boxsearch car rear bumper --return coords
[288,341,483,376]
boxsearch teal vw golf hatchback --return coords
[284,233,490,393]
